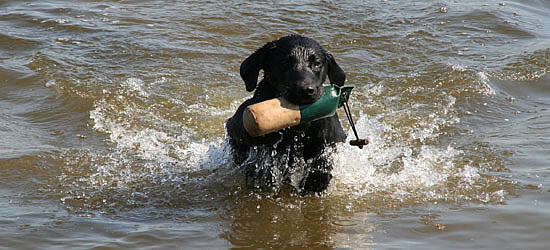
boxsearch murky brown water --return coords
[1,0,550,249]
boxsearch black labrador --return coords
[226,35,347,194]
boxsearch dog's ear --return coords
[326,53,346,86]
[240,43,272,92]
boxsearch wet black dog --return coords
[226,35,346,194]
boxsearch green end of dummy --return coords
[299,85,354,123]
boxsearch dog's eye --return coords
[311,60,322,70]
[308,55,322,70]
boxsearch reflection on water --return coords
[1,0,550,248]
[222,190,378,249]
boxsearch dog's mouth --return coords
[284,85,324,106]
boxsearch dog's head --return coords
[240,35,346,105]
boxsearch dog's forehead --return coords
[289,46,318,58]
[269,36,326,61]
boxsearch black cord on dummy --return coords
[342,100,369,149]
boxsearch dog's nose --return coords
[305,86,316,96]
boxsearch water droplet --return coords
[45,80,56,87]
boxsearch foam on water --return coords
[89,78,194,164]
[330,115,482,202]
[55,77,240,214]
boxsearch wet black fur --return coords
[226,35,347,194]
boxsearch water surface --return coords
[1,0,549,249]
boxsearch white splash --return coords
[330,115,479,201]
[122,78,150,97]
[476,71,496,96]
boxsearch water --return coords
[1,0,549,249]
